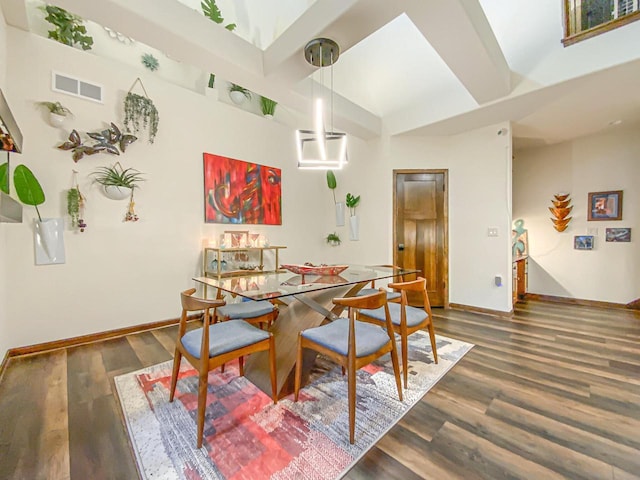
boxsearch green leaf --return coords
[326,170,337,189]
[201,0,224,23]
[13,165,45,207]
[0,162,8,194]
[225,23,236,31]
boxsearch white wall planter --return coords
[349,215,359,241]
[229,91,247,105]
[49,112,66,127]
[103,185,132,200]
[335,201,345,226]
[34,218,65,265]
[205,87,218,100]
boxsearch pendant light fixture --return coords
[296,38,348,170]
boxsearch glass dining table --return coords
[193,265,416,398]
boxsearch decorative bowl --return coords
[280,264,349,276]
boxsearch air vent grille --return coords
[52,72,103,103]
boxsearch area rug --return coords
[114,332,473,480]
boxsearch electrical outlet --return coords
[488,227,499,237]
[494,275,502,287]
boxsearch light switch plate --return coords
[488,227,499,237]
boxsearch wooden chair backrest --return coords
[180,288,225,313]
[387,277,431,314]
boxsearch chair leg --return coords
[294,336,303,401]
[269,336,278,404]
[401,334,409,389]
[427,322,438,364]
[196,371,208,449]
[221,363,225,373]
[390,344,403,402]
[341,366,346,376]
[169,349,182,402]
[348,358,356,444]
[239,356,244,376]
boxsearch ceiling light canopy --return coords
[296,38,348,170]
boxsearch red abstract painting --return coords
[203,153,282,224]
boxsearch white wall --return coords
[0,6,8,357]
[513,125,639,303]
[2,26,515,355]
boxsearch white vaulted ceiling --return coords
[2,0,640,149]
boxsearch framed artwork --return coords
[574,235,594,250]
[605,228,631,242]
[203,153,282,225]
[512,219,528,260]
[588,190,622,221]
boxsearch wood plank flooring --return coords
[0,299,638,479]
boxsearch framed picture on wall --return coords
[574,235,594,250]
[587,190,623,221]
[605,228,631,242]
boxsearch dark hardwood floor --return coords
[0,299,638,479]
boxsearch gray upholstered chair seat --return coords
[217,300,275,319]
[360,302,427,327]
[356,288,401,301]
[182,320,270,358]
[301,318,390,357]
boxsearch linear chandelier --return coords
[296,38,348,170]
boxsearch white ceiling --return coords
[3,0,640,150]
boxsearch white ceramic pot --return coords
[229,91,247,105]
[34,218,66,265]
[263,114,273,119]
[103,185,132,200]
[349,215,359,241]
[49,112,66,127]
[335,202,345,227]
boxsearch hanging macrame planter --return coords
[124,77,159,144]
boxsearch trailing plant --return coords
[346,192,360,216]
[260,96,277,116]
[229,83,252,101]
[325,232,341,245]
[141,53,159,71]
[326,170,337,204]
[202,0,236,88]
[38,101,73,116]
[13,165,45,221]
[40,5,93,50]
[124,92,159,144]
[91,163,144,189]
[67,187,80,226]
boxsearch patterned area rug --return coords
[115,331,473,479]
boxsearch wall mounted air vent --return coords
[52,72,103,103]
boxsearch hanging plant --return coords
[39,5,93,50]
[67,172,87,232]
[141,53,159,71]
[124,78,159,144]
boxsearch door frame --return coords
[392,169,449,307]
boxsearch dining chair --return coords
[169,288,277,448]
[356,264,404,302]
[357,277,437,389]
[216,298,279,329]
[294,289,403,444]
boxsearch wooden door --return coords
[394,170,447,307]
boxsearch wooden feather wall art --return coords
[549,193,572,232]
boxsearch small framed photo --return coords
[574,235,594,250]
[606,228,631,242]
[588,190,622,221]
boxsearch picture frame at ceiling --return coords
[203,153,282,225]
[587,190,623,221]
[574,235,594,250]
[605,228,631,242]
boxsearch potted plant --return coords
[327,170,345,226]
[39,5,93,50]
[229,83,252,105]
[346,192,361,241]
[325,232,341,246]
[38,101,73,127]
[91,162,144,200]
[123,92,159,144]
[260,96,277,118]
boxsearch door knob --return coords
[398,244,405,251]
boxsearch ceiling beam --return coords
[407,0,511,104]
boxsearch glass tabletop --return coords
[193,265,417,301]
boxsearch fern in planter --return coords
[40,5,93,50]
[124,92,159,144]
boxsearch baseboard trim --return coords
[626,298,640,310]
[526,293,628,310]
[5,316,186,360]
[448,303,513,318]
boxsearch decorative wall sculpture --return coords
[203,153,282,225]
[549,193,572,232]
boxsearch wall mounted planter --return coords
[34,218,65,265]
[103,185,132,200]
